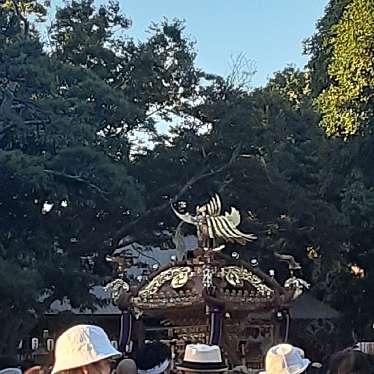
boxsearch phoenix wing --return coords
[202,194,222,216]
[225,207,241,227]
[171,204,196,225]
[209,215,257,245]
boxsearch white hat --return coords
[0,369,22,374]
[177,344,228,372]
[52,324,121,374]
[138,360,170,374]
[264,344,310,374]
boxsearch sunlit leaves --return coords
[314,0,374,138]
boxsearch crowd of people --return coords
[1,324,373,374]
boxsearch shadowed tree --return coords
[0,0,199,353]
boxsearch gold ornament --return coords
[138,266,191,298]
[219,266,274,298]
[172,194,256,247]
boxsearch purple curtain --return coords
[119,310,133,353]
[209,307,223,345]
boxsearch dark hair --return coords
[136,342,171,371]
[328,349,373,374]
[0,356,20,371]
[21,359,37,372]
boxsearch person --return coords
[176,344,228,374]
[136,342,171,374]
[115,359,137,374]
[262,343,310,374]
[21,359,37,373]
[51,324,122,374]
[0,356,22,374]
[21,359,46,374]
[328,348,373,374]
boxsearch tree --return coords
[304,0,351,97]
[129,64,374,347]
[0,0,201,353]
[306,0,374,138]
[4,0,374,355]
[303,1,374,338]
[130,67,334,272]
[266,66,311,110]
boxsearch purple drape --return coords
[209,307,223,345]
[119,310,133,353]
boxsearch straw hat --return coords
[52,325,121,374]
[264,344,310,374]
[177,344,228,372]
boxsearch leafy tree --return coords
[129,64,374,346]
[0,0,200,354]
[267,66,374,339]
[306,0,374,138]
[4,0,374,356]
[304,0,351,97]
[266,66,311,110]
[130,68,333,273]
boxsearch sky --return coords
[50,0,329,86]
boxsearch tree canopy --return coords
[2,0,374,355]
[0,0,198,353]
[306,0,374,138]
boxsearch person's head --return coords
[21,359,48,374]
[328,348,373,374]
[51,324,122,374]
[21,359,37,372]
[0,356,21,374]
[176,344,227,374]
[115,359,137,374]
[264,344,310,374]
[136,342,171,374]
[24,367,46,374]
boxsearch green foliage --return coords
[304,0,351,96]
[3,0,374,355]
[133,65,374,344]
[0,0,197,353]
[312,0,374,137]
[340,170,374,228]
[267,66,311,109]
[0,0,49,22]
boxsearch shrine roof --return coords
[47,286,340,319]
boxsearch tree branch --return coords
[0,124,15,137]
[10,0,29,37]
[44,170,110,197]
[0,119,47,126]
[240,153,274,184]
[0,81,17,115]
[112,144,242,245]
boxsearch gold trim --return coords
[219,266,274,297]
[138,266,191,298]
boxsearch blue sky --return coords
[50,0,329,87]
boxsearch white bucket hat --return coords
[176,344,228,372]
[52,324,121,374]
[0,369,22,374]
[264,344,310,374]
